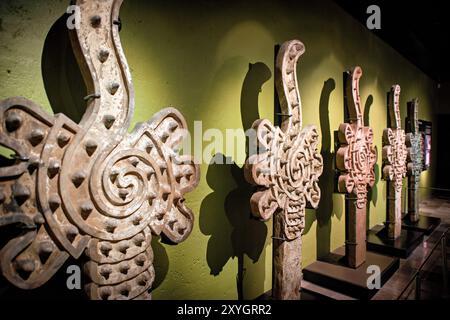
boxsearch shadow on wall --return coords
[41,14,86,122]
[240,62,271,135]
[199,154,268,300]
[315,78,336,258]
[199,62,271,300]
[363,94,380,227]
[151,237,169,291]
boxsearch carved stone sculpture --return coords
[336,67,377,269]
[244,40,323,300]
[405,99,423,222]
[382,85,407,239]
[0,0,199,300]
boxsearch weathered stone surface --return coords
[336,67,377,269]
[244,40,323,299]
[382,85,407,239]
[405,99,423,222]
[0,0,199,300]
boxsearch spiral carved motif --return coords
[245,40,323,241]
[336,67,377,209]
[0,0,199,300]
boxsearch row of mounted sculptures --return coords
[244,44,423,299]
[0,0,424,300]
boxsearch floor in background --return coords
[372,196,450,300]
[301,196,450,300]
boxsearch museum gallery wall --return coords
[0,0,438,299]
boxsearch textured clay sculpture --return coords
[0,0,199,300]
[244,40,323,300]
[336,67,377,268]
[405,99,423,222]
[382,85,407,239]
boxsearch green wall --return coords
[0,0,438,299]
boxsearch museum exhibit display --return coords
[303,67,400,299]
[419,120,432,170]
[0,0,448,303]
[402,99,441,234]
[367,86,424,258]
[382,85,408,238]
[335,67,377,268]
[0,0,200,300]
[244,39,323,300]
[405,99,423,223]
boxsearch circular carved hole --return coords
[132,217,141,226]
[138,277,147,286]
[120,264,129,275]
[100,287,111,300]
[90,15,101,28]
[100,244,112,257]
[105,225,116,234]
[135,255,145,267]
[118,244,128,254]
[120,289,129,297]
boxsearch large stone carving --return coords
[244,40,323,300]
[336,66,377,268]
[382,85,407,239]
[405,98,423,222]
[0,0,199,300]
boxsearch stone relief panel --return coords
[405,98,423,222]
[336,66,377,268]
[0,0,199,300]
[382,85,407,238]
[244,39,323,299]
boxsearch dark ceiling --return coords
[335,0,450,83]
